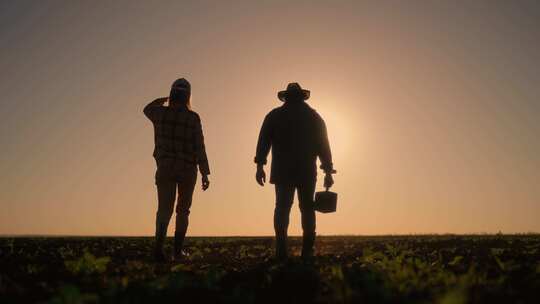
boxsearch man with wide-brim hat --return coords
[277,82,311,102]
[254,82,336,260]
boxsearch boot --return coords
[301,232,316,261]
[174,212,189,262]
[173,232,187,261]
[275,231,288,261]
[154,222,169,263]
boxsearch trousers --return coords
[274,180,317,256]
[155,161,197,235]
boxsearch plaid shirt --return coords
[144,99,210,175]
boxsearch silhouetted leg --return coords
[298,180,316,258]
[155,179,176,262]
[174,169,197,258]
[274,184,295,260]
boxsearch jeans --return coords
[155,163,197,238]
[274,180,316,257]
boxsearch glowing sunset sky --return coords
[1,1,539,236]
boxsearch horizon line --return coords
[1,232,539,238]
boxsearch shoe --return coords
[154,247,170,263]
[275,233,288,261]
[173,232,186,261]
[301,232,315,260]
[174,250,190,262]
[301,249,315,264]
[275,250,288,262]
[154,222,169,263]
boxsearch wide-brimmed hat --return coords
[171,78,191,92]
[278,82,310,102]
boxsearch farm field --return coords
[1,235,539,303]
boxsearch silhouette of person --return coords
[255,82,336,260]
[143,78,210,262]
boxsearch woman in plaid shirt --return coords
[144,78,210,262]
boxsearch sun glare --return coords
[314,105,351,166]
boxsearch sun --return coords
[313,104,351,167]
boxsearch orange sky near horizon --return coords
[1,1,539,236]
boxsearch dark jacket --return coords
[254,101,333,185]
